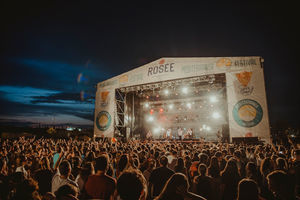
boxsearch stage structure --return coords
[94,57,270,143]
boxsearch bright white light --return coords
[153,127,161,134]
[186,102,192,109]
[182,87,188,94]
[146,116,154,122]
[202,124,206,129]
[209,96,218,103]
[145,103,149,108]
[212,112,221,119]
[206,126,211,131]
[164,89,169,95]
[168,104,174,109]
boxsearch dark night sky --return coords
[0,1,299,127]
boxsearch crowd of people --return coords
[0,136,299,200]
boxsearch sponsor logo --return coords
[96,111,112,131]
[235,71,254,96]
[233,99,263,127]
[100,91,110,107]
[148,59,175,76]
[216,58,232,67]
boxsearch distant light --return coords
[146,96,149,99]
[202,124,206,129]
[156,94,159,98]
[206,126,211,131]
[150,109,154,115]
[212,112,221,119]
[145,103,149,108]
[159,108,164,113]
[168,104,174,109]
[146,115,154,122]
[182,87,188,94]
[186,102,192,109]
[153,127,161,134]
[163,89,169,95]
[209,96,217,103]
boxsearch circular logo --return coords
[96,111,112,131]
[233,99,263,127]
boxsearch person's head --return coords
[156,173,189,200]
[95,155,108,172]
[267,170,293,199]
[0,158,6,174]
[246,162,257,177]
[117,169,147,200]
[293,149,300,161]
[260,157,273,177]
[275,158,287,171]
[54,184,78,200]
[15,178,41,200]
[199,153,209,165]
[176,157,185,168]
[59,160,72,177]
[159,156,168,167]
[118,154,129,172]
[198,164,207,176]
[147,159,156,170]
[221,158,239,177]
[237,179,259,200]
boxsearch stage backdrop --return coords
[94,57,271,143]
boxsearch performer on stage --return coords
[166,128,172,140]
[177,127,183,140]
[216,130,223,143]
[186,128,193,139]
[146,130,153,140]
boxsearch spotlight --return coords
[186,102,192,109]
[153,127,161,134]
[202,124,206,129]
[209,95,217,103]
[146,115,154,122]
[159,108,164,113]
[206,126,211,131]
[181,87,188,94]
[212,112,221,119]
[163,89,169,95]
[168,104,174,109]
[145,103,149,108]
[150,109,154,115]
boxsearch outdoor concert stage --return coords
[94,57,271,143]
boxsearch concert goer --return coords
[193,164,213,200]
[174,157,188,177]
[220,158,240,200]
[149,156,175,198]
[237,178,260,200]
[267,170,296,200]
[51,160,78,194]
[177,127,183,140]
[117,169,147,200]
[155,173,206,200]
[84,155,116,199]
[143,158,156,182]
[55,184,79,200]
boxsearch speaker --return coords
[232,137,258,144]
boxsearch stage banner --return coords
[226,67,270,143]
[94,86,115,138]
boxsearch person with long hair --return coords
[208,156,220,178]
[116,154,129,177]
[174,157,188,177]
[220,158,240,200]
[155,173,206,200]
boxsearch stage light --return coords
[150,109,154,115]
[209,95,217,103]
[168,104,174,109]
[153,127,161,134]
[145,103,149,108]
[181,87,188,94]
[156,94,159,98]
[206,126,211,131]
[163,89,169,95]
[159,108,164,113]
[146,115,154,122]
[202,124,206,129]
[212,112,221,119]
[186,102,192,109]
[146,95,149,99]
